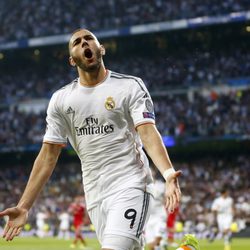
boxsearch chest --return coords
[217,199,231,211]
[63,86,128,128]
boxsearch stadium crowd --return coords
[0,87,249,150]
[155,89,250,138]
[0,27,249,149]
[109,46,250,91]
[0,32,248,148]
[0,156,249,237]
[0,0,249,42]
[0,1,249,246]
[1,43,250,104]
[0,0,250,42]
[177,155,250,238]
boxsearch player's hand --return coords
[165,170,182,213]
[0,207,28,241]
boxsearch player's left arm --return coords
[137,123,181,212]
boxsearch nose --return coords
[81,40,88,48]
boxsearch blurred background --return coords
[0,0,249,249]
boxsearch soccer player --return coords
[68,195,87,248]
[0,29,184,250]
[35,207,49,238]
[211,188,234,250]
[145,167,167,250]
[57,209,70,240]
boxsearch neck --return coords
[78,65,107,87]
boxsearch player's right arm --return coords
[0,143,62,241]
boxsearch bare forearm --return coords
[18,158,54,210]
[138,124,181,212]
[17,144,61,210]
[138,125,173,175]
[144,128,172,174]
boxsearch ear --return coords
[69,56,76,67]
[100,45,106,56]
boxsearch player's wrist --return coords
[17,202,31,212]
[163,167,176,181]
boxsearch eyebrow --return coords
[72,34,94,45]
[72,37,81,46]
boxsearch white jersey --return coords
[151,179,166,215]
[36,212,47,228]
[211,196,233,216]
[44,70,155,210]
[211,195,234,231]
[59,212,70,230]
[145,179,166,243]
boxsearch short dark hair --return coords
[220,186,229,194]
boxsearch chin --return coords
[86,63,101,72]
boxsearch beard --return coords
[73,49,102,72]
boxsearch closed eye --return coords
[73,38,81,46]
[72,34,95,47]
[84,35,94,40]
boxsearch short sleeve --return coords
[211,199,218,211]
[128,78,155,127]
[43,92,68,145]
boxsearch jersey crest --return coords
[105,96,115,110]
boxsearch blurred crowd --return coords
[0,155,249,236]
[109,47,250,91]
[0,161,84,236]
[0,0,249,242]
[1,44,250,104]
[0,0,249,42]
[155,89,250,137]
[177,155,250,235]
[1,34,250,149]
[0,106,46,149]
[0,88,249,150]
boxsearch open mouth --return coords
[84,48,93,59]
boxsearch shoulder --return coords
[52,78,78,98]
[109,71,149,96]
[217,197,223,202]
[213,197,220,204]
[49,78,78,105]
[110,71,141,81]
[110,71,144,86]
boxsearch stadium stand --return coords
[0,0,250,42]
[0,88,249,150]
[0,0,249,242]
[1,23,250,103]
[0,156,249,237]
